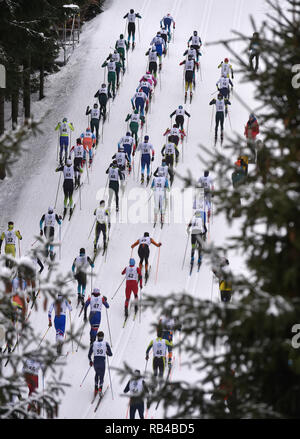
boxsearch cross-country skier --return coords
[93,200,110,256]
[22,353,44,414]
[131,89,148,117]
[86,104,101,143]
[142,71,157,88]
[80,127,96,166]
[245,113,259,163]
[158,312,182,343]
[39,207,62,261]
[84,289,109,344]
[55,118,74,165]
[101,55,118,99]
[118,132,135,171]
[105,159,123,212]
[182,47,200,64]
[123,9,142,49]
[124,369,150,419]
[125,109,145,146]
[55,159,81,219]
[169,105,191,130]
[249,32,260,72]
[216,74,234,99]
[150,32,167,70]
[121,258,142,318]
[133,135,155,185]
[131,232,162,282]
[160,26,170,46]
[153,158,172,181]
[0,221,22,267]
[115,34,129,71]
[72,248,94,306]
[212,257,233,303]
[94,84,111,122]
[179,55,199,102]
[112,145,130,193]
[218,58,234,79]
[48,293,72,355]
[69,138,86,188]
[145,46,158,78]
[137,78,152,101]
[17,255,44,303]
[88,330,112,396]
[198,170,214,223]
[160,142,179,186]
[209,93,231,145]
[145,328,172,388]
[187,31,202,61]
[151,169,170,227]
[160,13,175,32]
[105,50,122,88]
[163,124,186,146]
[187,209,207,273]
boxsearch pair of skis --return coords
[190,259,202,275]
[91,384,109,412]
[62,204,76,221]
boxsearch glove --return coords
[151,156,154,162]
[48,320,52,327]
[168,361,172,369]
[145,355,149,361]
[40,230,43,236]
[39,268,43,274]
[103,296,107,302]
[147,400,151,409]
[132,151,135,156]
[91,263,95,268]
[89,360,93,367]
[86,106,90,111]
[158,242,162,247]
[108,223,111,229]
[84,315,87,323]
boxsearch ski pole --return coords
[139,286,142,323]
[69,309,74,353]
[210,105,215,135]
[107,356,114,400]
[88,217,96,240]
[79,181,82,210]
[105,307,113,347]
[138,19,140,43]
[111,277,125,300]
[144,359,148,372]
[80,365,92,387]
[181,231,190,270]
[54,172,62,209]
[31,238,39,247]
[90,266,93,293]
[76,321,86,352]
[155,247,161,284]
[18,239,21,258]
[59,224,62,260]
[210,275,214,301]
[38,326,50,347]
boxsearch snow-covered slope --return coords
[1,0,267,419]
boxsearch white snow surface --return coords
[0,0,267,419]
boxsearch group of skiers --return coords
[0,11,264,419]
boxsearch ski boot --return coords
[132,42,135,50]
[125,306,128,318]
[221,132,224,145]
[214,133,218,146]
[98,385,103,395]
[49,251,55,261]
[141,174,144,184]
[81,295,84,306]
[89,157,93,166]
[77,294,81,306]
[184,92,187,103]
[69,206,74,217]
[145,270,149,283]
[57,342,62,356]
[94,386,98,397]
[103,240,107,252]
[190,256,194,275]
[197,257,202,271]
[63,207,67,219]
[146,175,150,185]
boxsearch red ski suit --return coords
[122,265,142,309]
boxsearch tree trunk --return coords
[11,89,19,129]
[23,51,31,123]
[39,57,45,100]
[0,88,4,135]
